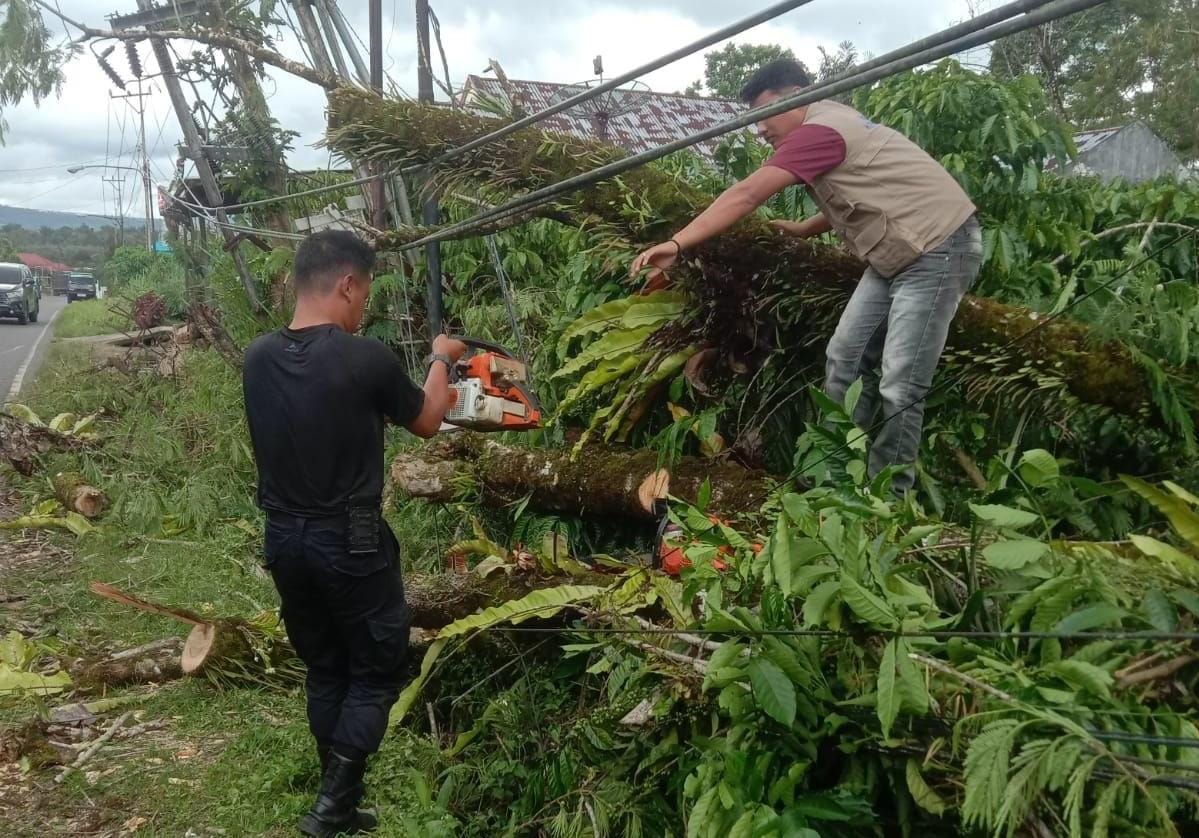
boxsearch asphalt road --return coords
[0,294,69,403]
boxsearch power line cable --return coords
[395,0,1103,252]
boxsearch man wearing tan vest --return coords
[632,59,982,494]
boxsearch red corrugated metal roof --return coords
[459,75,749,160]
[17,252,71,272]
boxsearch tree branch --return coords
[1052,222,1199,266]
[30,0,341,91]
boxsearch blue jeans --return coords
[824,216,983,493]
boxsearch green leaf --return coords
[48,412,77,433]
[553,325,655,380]
[620,297,685,329]
[696,478,712,513]
[391,585,604,724]
[1018,449,1059,487]
[970,503,1039,530]
[687,785,719,838]
[557,295,638,353]
[760,635,812,690]
[843,377,864,417]
[877,639,899,738]
[1143,588,1177,632]
[702,640,745,692]
[1053,604,1127,635]
[895,638,929,715]
[905,759,948,815]
[4,404,42,425]
[803,579,840,627]
[0,664,71,696]
[962,719,1021,827]
[840,575,898,627]
[1128,534,1199,579]
[1121,475,1199,551]
[747,657,797,727]
[771,515,793,596]
[982,539,1049,570]
[1045,660,1113,699]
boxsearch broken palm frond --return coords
[390,433,774,521]
[0,510,94,537]
[324,88,710,244]
[0,410,96,476]
[0,631,72,700]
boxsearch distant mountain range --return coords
[0,204,147,230]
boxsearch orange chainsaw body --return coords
[446,340,542,432]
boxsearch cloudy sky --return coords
[0,0,980,219]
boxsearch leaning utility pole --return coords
[114,0,264,312]
[415,0,444,338]
[112,81,155,251]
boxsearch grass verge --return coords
[49,299,129,340]
[0,341,459,836]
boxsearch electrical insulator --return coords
[126,41,143,79]
[96,46,126,91]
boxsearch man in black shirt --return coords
[243,230,464,836]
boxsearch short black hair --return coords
[293,230,376,294]
[739,58,813,104]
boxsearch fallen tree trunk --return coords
[391,433,775,521]
[86,568,617,686]
[0,415,90,476]
[69,638,184,689]
[52,472,108,519]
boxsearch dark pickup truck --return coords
[0,262,40,324]
[67,272,98,302]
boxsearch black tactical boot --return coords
[299,749,378,836]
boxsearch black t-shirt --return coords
[242,324,425,517]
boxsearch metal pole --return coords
[137,78,154,252]
[415,0,443,337]
[322,0,370,85]
[369,0,386,230]
[313,0,351,80]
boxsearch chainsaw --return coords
[444,337,543,432]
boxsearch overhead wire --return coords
[164,0,1085,232]
[394,0,1105,252]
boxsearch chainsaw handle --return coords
[454,336,518,359]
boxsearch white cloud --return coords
[2,0,974,216]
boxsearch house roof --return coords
[18,252,71,272]
[458,75,747,160]
[1073,125,1123,155]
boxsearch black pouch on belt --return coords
[346,498,381,555]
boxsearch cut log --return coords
[70,638,184,689]
[52,472,108,519]
[0,415,90,476]
[391,434,775,521]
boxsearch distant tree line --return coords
[0,223,123,269]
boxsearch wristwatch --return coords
[426,353,453,372]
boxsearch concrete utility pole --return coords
[112,82,155,251]
[117,0,263,311]
[415,0,444,338]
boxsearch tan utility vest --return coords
[799,100,976,277]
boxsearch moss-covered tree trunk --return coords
[391,433,775,520]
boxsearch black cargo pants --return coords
[263,512,411,759]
